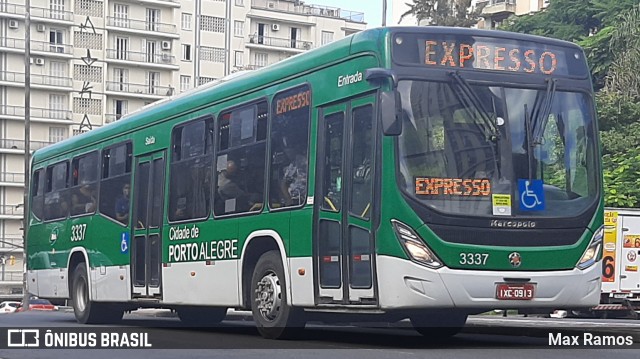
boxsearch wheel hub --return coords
[255,271,281,321]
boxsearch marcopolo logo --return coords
[490,220,537,229]
[509,252,522,268]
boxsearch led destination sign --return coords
[424,41,558,74]
[276,89,310,115]
[415,177,491,197]
[392,33,588,77]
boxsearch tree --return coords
[399,0,485,27]
[603,5,640,101]
[602,146,640,208]
[596,92,640,132]
[501,0,638,90]
[577,26,614,90]
[500,0,599,42]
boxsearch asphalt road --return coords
[1,310,639,358]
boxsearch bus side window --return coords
[168,117,213,222]
[70,151,99,216]
[322,113,344,212]
[214,101,268,215]
[44,161,70,221]
[268,85,311,209]
[350,105,373,219]
[31,169,45,221]
[99,142,132,225]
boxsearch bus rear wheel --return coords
[410,311,467,338]
[177,306,227,326]
[72,262,123,324]
[250,250,305,339]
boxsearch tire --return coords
[178,306,227,326]
[410,311,467,338]
[250,250,305,339]
[72,262,123,324]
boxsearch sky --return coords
[315,0,394,28]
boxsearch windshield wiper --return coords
[449,71,500,143]
[530,78,557,146]
[524,103,534,181]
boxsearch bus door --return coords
[314,94,377,305]
[131,151,166,298]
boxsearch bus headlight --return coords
[392,220,442,269]
[576,226,604,270]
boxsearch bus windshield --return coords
[397,80,598,218]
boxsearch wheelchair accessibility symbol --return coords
[120,232,130,254]
[518,179,545,211]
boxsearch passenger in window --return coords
[115,183,130,224]
[218,160,244,202]
[280,147,307,206]
[46,192,69,220]
[217,159,262,213]
[71,183,96,215]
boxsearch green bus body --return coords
[26,27,603,334]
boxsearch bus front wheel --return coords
[71,262,123,324]
[250,250,305,339]
[410,311,467,338]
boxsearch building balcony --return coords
[0,71,72,90]
[0,271,23,282]
[114,0,180,8]
[104,113,126,124]
[0,38,73,58]
[0,3,74,24]
[106,81,174,99]
[250,0,364,23]
[243,64,265,70]
[0,138,53,153]
[0,236,23,252]
[0,172,25,187]
[247,34,312,53]
[482,0,517,16]
[0,204,23,220]
[196,77,218,86]
[106,17,179,38]
[0,105,72,124]
[105,49,179,69]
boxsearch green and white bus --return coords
[26,27,604,339]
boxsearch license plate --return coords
[496,283,535,300]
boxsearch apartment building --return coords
[0,0,365,299]
[391,0,549,28]
[477,0,549,29]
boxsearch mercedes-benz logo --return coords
[509,252,522,268]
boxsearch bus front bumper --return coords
[377,255,601,310]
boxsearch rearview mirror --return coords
[380,91,402,136]
[365,68,402,136]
